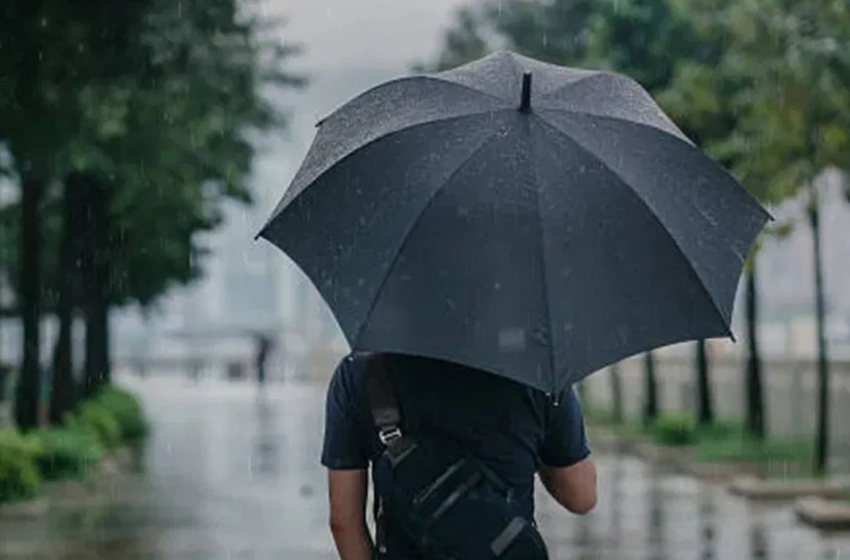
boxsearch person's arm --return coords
[328,469,373,560]
[320,357,374,559]
[537,387,598,514]
[538,458,597,514]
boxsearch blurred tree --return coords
[584,0,700,92]
[412,6,492,72]
[721,0,849,473]
[49,173,87,423]
[0,0,305,421]
[642,352,658,426]
[487,0,597,64]
[414,0,598,73]
[609,362,624,423]
[0,0,139,429]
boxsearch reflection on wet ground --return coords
[2,375,849,560]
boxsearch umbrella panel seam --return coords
[352,126,509,346]
[258,110,512,238]
[531,114,733,335]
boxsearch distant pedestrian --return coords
[254,334,274,385]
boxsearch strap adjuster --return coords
[379,426,402,445]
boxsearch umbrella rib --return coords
[532,115,733,335]
[353,129,506,346]
[527,124,558,393]
[539,108,771,220]
[538,71,615,102]
[259,111,509,239]
[536,71,687,139]
[537,106,694,147]
[316,75,510,127]
[427,75,513,104]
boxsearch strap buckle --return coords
[379,426,402,445]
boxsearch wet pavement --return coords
[2,375,850,560]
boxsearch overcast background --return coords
[95,0,850,367]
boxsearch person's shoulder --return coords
[331,352,358,382]
[328,352,368,396]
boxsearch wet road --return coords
[2,375,849,560]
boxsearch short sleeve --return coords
[320,357,370,470]
[539,387,591,468]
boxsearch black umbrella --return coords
[258,51,769,394]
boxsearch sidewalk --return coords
[1,375,848,560]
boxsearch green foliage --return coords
[584,0,699,93]
[651,413,698,446]
[697,419,746,440]
[486,0,597,65]
[686,0,850,198]
[413,6,492,72]
[25,428,103,482]
[67,402,122,451]
[582,404,622,426]
[0,0,306,311]
[694,435,813,465]
[414,0,600,72]
[94,386,149,442]
[60,386,147,450]
[0,430,41,503]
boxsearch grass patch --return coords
[63,384,150,451]
[697,419,746,440]
[693,435,816,477]
[651,413,697,446]
[95,386,149,442]
[25,428,103,482]
[0,429,41,504]
[0,385,149,504]
[584,408,820,478]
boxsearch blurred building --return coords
[754,169,850,358]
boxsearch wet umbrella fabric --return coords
[258,51,769,394]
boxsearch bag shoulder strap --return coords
[364,352,403,444]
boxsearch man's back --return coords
[321,352,592,558]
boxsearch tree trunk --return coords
[643,351,658,426]
[49,314,75,423]
[610,362,623,423]
[695,340,713,425]
[14,177,44,430]
[83,299,110,396]
[80,173,112,397]
[744,264,765,440]
[810,206,830,475]
[49,173,85,424]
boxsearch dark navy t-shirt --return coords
[320,352,590,554]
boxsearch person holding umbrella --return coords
[321,351,596,560]
[258,52,769,559]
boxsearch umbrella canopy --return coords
[258,51,770,394]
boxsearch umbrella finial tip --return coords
[520,72,532,112]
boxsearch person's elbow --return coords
[539,458,598,515]
[564,487,597,515]
[329,514,358,537]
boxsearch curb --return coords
[632,442,694,470]
[0,498,49,520]
[795,497,850,531]
[688,462,764,482]
[730,476,850,501]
